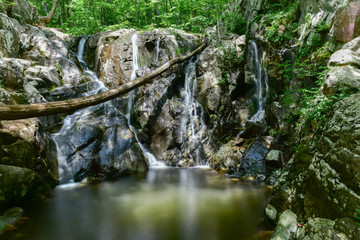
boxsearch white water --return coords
[248,40,269,123]
[53,36,108,184]
[127,33,166,168]
[155,36,161,63]
[180,59,208,166]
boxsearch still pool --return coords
[10,168,267,240]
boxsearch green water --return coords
[10,168,266,240]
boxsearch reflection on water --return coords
[10,168,266,240]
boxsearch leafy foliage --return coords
[27,0,244,36]
[261,2,299,44]
[355,209,360,226]
[218,44,244,85]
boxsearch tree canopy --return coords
[28,0,246,36]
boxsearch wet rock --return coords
[271,210,298,240]
[210,139,244,173]
[266,150,284,168]
[0,165,51,206]
[55,103,148,182]
[0,207,24,236]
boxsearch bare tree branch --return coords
[39,0,59,24]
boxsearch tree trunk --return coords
[145,0,152,25]
[39,0,60,24]
[0,42,207,121]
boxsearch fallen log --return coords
[0,41,207,120]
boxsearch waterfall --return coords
[155,36,160,63]
[127,33,166,168]
[248,40,269,123]
[76,37,87,63]
[53,36,108,184]
[180,59,207,166]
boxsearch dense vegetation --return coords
[27,0,245,36]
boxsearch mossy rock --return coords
[0,140,36,170]
[0,207,24,236]
[0,165,51,206]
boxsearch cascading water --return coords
[53,35,164,184]
[127,33,166,168]
[179,59,208,166]
[52,36,108,184]
[248,40,269,123]
[155,36,161,63]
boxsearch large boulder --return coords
[271,210,298,240]
[53,101,148,182]
[0,165,51,206]
[0,58,31,90]
[12,0,39,25]
[323,36,360,95]
[0,13,23,58]
[333,1,360,43]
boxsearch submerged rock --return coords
[0,207,24,236]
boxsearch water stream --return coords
[127,33,166,168]
[53,35,164,185]
[52,36,108,184]
[179,59,208,166]
[10,168,266,240]
[248,40,269,123]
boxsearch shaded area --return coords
[8,168,267,240]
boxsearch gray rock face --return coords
[0,13,22,58]
[267,93,360,225]
[12,0,39,25]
